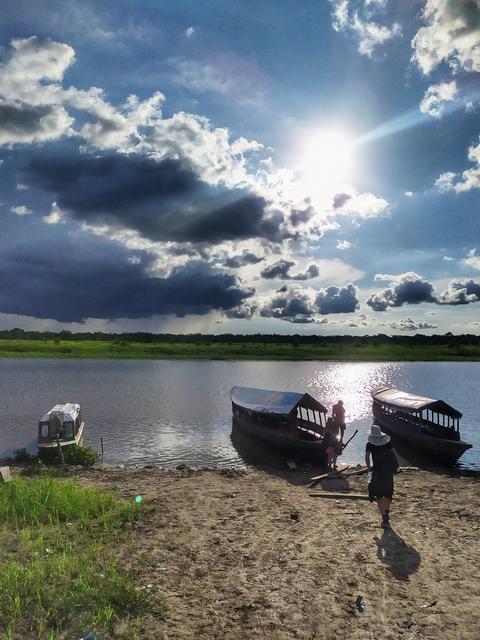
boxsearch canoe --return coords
[371,386,471,465]
[230,386,330,463]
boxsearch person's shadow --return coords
[374,527,421,580]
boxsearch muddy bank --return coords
[65,465,480,640]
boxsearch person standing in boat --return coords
[365,425,399,529]
[332,400,346,443]
[325,417,340,470]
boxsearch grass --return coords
[0,338,479,361]
[0,476,154,639]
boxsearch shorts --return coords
[368,474,394,502]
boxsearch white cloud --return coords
[420,80,457,117]
[435,170,457,191]
[0,34,391,267]
[6,35,75,84]
[168,57,266,109]
[0,36,77,145]
[386,317,437,332]
[330,0,401,58]
[185,26,195,38]
[464,249,480,271]
[412,0,480,74]
[336,239,352,250]
[334,189,389,219]
[42,202,64,225]
[10,205,32,216]
[404,191,413,197]
[443,255,454,262]
[435,138,480,192]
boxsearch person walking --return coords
[365,424,399,528]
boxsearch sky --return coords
[0,0,479,336]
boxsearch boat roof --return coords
[40,403,80,423]
[231,386,327,415]
[371,387,462,418]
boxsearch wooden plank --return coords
[310,465,350,481]
[309,492,368,500]
[309,465,351,488]
[341,466,369,478]
[0,466,12,482]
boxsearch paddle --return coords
[341,429,358,451]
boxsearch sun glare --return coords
[299,130,354,202]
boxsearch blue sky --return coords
[0,0,479,334]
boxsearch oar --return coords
[341,429,358,451]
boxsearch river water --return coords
[0,358,478,469]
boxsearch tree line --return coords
[1,328,479,346]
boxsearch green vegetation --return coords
[13,448,38,464]
[0,476,152,639]
[0,336,480,360]
[16,445,100,468]
[62,444,100,467]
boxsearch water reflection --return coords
[0,358,477,469]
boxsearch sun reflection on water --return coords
[300,362,402,422]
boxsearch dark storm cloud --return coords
[24,153,286,243]
[367,273,437,311]
[259,282,357,323]
[224,303,257,319]
[0,104,51,135]
[261,260,319,280]
[333,193,352,209]
[261,259,295,279]
[367,273,480,312]
[223,251,264,268]
[290,202,314,227]
[0,236,254,322]
[315,284,359,314]
[302,264,320,279]
[260,287,316,322]
[438,279,480,305]
[0,102,69,144]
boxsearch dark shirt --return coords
[366,442,398,477]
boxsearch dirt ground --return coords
[76,465,480,640]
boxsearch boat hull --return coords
[372,407,471,465]
[232,415,327,464]
[37,423,85,451]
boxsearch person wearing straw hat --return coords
[365,424,399,529]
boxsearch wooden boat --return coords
[230,386,330,462]
[37,403,85,452]
[371,386,472,465]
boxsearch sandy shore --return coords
[68,464,480,640]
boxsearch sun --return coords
[299,130,354,201]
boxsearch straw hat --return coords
[368,424,391,446]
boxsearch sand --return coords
[71,464,480,640]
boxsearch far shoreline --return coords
[1,338,480,361]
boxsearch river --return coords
[0,358,478,469]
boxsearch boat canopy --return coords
[231,386,327,416]
[372,387,462,419]
[39,403,80,424]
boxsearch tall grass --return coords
[0,478,147,639]
[0,477,117,527]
